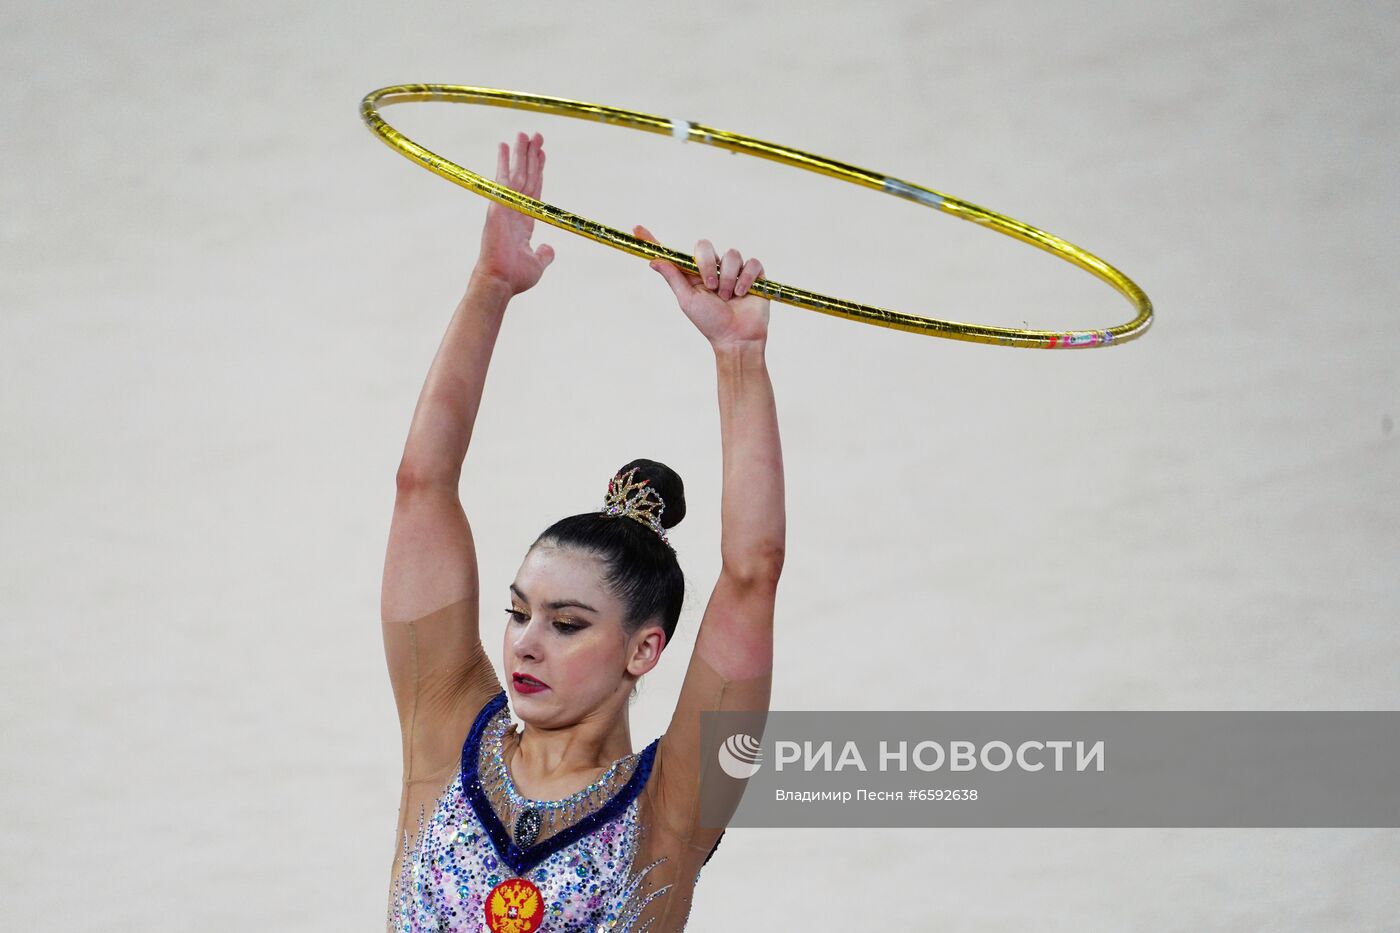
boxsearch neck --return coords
[512,692,635,790]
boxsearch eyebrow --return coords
[510,583,599,614]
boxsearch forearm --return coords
[713,342,786,580]
[396,271,514,486]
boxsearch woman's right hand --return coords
[473,132,555,296]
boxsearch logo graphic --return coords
[485,877,543,933]
[717,732,763,779]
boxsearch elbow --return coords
[394,460,428,491]
[394,461,419,491]
[722,542,785,589]
[395,459,459,492]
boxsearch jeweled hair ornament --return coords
[600,467,671,547]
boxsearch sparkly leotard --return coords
[382,598,769,933]
[389,690,706,931]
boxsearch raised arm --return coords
[635,226,785,843]
[380,133,554,775]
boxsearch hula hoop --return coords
[359,84,1153,349]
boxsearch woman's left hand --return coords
[634,226,770,349]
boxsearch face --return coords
[503,543,665,726]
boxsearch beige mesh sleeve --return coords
[382,597,504,780]
[651,650,772,848]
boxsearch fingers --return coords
[503,131,545,195]
[526,132,544,199]
[695,239,719,290]
[636,227,765,301]
[736,257,764,297]
[717,248,742,300]
[511,132,527,190]
[534,242,555,269]
[698,241,764,300]
[506,131,523,190]
[648,257,694,300]
[634,225,698,290]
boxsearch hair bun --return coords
[615,458,686,530]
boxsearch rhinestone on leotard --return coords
[513,806,542,848]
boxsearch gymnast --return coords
[380,130,784,932]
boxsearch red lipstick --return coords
[513,672,549,694]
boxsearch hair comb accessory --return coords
[600,466,672,548]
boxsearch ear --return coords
[625,623,667,678]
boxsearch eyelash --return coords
[504,608,584,634]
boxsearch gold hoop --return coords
[360,84,1153,349]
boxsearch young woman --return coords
[380,131,785,932]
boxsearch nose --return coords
[511,616,543,662]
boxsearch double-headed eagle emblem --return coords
[485,877,542,933]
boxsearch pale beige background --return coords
[3,1,1397,930]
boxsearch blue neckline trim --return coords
[460,691,659,876]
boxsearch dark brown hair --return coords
[531,458,686,644]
